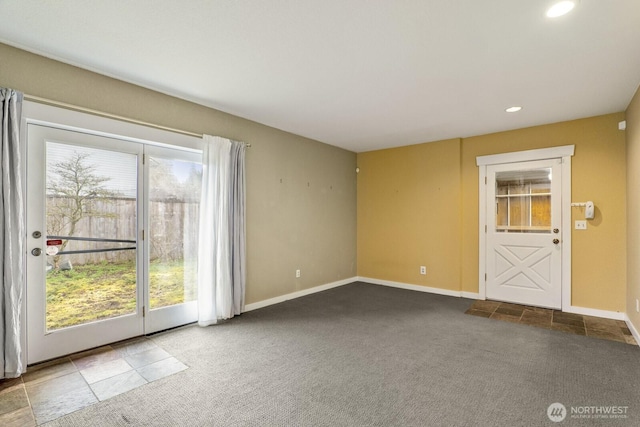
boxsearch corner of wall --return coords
[626,84,640,335]
[356,139,463,292]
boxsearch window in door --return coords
[495,168,552,233]
[45,141,139,332]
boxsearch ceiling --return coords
[1,1,639,153]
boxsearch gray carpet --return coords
[45,282,640,426]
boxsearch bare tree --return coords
[47,152,120,267]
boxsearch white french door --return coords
[26,123,201,364]
[485,159,563,309]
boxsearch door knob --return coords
[31,248,43,256]
[553,239,560,245]
[553,228,559,234]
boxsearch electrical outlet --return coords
[575,220,587,230]
[296,269,301,278]
[420,266,426,275]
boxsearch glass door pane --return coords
[45,142,139,331]
[495,168,552,233]
[145,146,202,332]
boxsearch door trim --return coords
[477,145,574,310]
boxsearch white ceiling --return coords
[1,1,639,152]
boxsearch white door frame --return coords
[477,145,574,310]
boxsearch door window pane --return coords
[46,142,138,331]
[148,156,202,310]
[495,168,551,233]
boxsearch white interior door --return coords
[486,159,563,309]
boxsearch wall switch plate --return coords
[420,266,426,275]
[575,220,587,230]
[296,269,301,278]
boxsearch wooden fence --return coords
[46,197,199,266]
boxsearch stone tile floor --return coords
[0,337,187,426]
[466,300,638,345]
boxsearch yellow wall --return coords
[626,84,640,331]
[359,113,627,313]
[0,43,358,305]
[357,139,461,290]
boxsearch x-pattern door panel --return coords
[489,236,559,307]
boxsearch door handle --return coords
[31,248,43,256]
[553,239,560,245]
[553,228,559,234]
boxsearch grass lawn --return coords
[46,259,197,331]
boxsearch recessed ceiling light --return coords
[546,1,576,18]
[505,106,522,113]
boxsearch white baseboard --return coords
[244,277,473,313]
[357,276,465,298]
[564,305,625,321]
[243,277,357,312]
[356,277,630,323]
[243,276,631,329]
[461,292,481,300]
[624,314,640,348]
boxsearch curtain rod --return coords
[24,94,251,147]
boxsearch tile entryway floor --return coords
[0,337,187,426]
[466,300,638,345]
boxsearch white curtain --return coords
[0,87,25,378]
[197,135,246,326]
